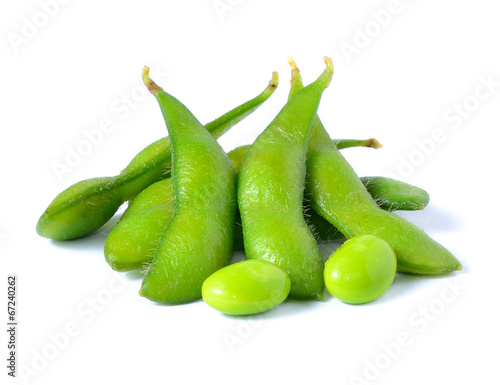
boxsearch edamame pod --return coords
[360,176,429,211]
[288,58,461,275]
[120,178,174,221]
[105,139,430,271]
[105,204,174,271]
[106,140,376,271]
[238,57,333,300]
[36,72,278,240]
[139,67,236,304]
[121,139,384,221]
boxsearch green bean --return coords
[288,58,461,275]
[105,138,381,271]
[121,139,382,220]
[105,139,430,270]
[138,67,236,304]
[306,177,429,240]
[229,143,428,247]
[324,235,397,304]
[237,57,333,300]
[119,177,174,221]
[202,259,291,315]
[227,138,380,170]
[36,72,278,240]
[105,204,173,271]
[360,176,429,211]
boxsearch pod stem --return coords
[287,56,303,90]
[142,66,164,96]
[335,138,383,150]
[318,56,334,89]
[286,55,333,106]
[269,71,279,89]
[288,58,380,151]
[288,56,333,94]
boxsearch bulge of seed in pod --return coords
[202,259,291,315]
[324,234,397,304]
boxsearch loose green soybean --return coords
[324,235,397,304]
[202,259,291,315]
[288,58,461,274]
[36,72,278,240]
[238,57,333,300]
[139,67,236,304]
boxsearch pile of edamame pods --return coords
[37,57,461,315]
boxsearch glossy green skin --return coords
[360,176,429,211]
[139,75,236,304]
[36,74,278,240]
[289,61,461,275]
[324,235,397,304]
[202,260,291,315]
[238,59,333,300]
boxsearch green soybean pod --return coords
[36,72,278,240]
[103,143,324,271]
[121,145,247,220]
[121,139,382,221]
[360,176,429,211]
[288,59,461,275]
[104,204,174,271]
[104,141,429,272]
[104,178,174,272]
[120,178,174,221]
[139,67,236,304]
[311,175,430,242]
[104,146,248,272]
[238,57,333,300]
[304,178,429,240]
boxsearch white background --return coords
[2,1,499,384]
